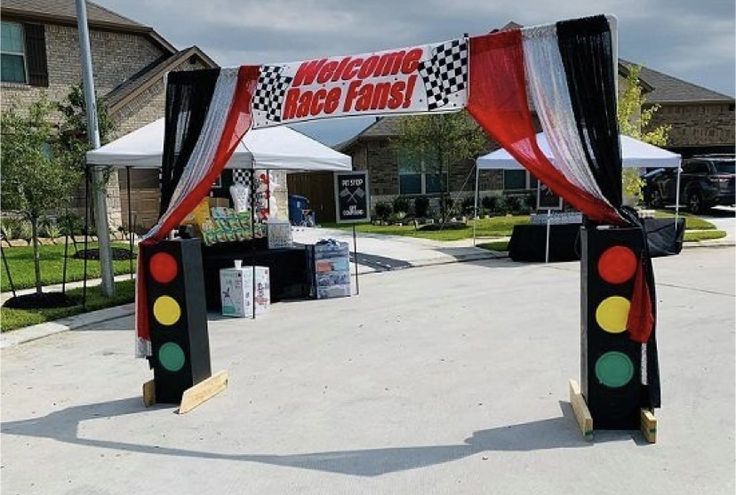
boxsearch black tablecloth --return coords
[201,241,310,310]
[508,224,582,262]
[508,218,685,262]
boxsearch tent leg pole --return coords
[353,223,359,295]
[250,169,256,320]
[82,168,90,310]
[127,166,135,280]
[473,165,479,247]
[674,165,681,232]
[545,209,551,264]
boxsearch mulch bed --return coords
[3,292,77,309]
[417,221,467,231]
[72,247,135,261]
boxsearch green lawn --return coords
[476,230,728,253]
[1,279,135,332]
[654,210,716,230]
[0,242,136,292]
[684,230,727,242]
[327,211,716,242]
[327,215,531,241]
[477,240,510,252]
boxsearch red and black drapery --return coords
[136,14,659,408]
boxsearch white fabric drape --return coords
[143,68,239,241]
[521,24,613,209]
[136,68,238,358]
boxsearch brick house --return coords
[1,0,218,229]
[335,61,735,215]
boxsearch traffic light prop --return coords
[570,225,657,441]
[141,238,228,412]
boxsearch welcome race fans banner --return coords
[251,39,468,128]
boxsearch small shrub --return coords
[1,217,28,240]
[40,218,61,239]
[481,195,498,212]
[461,196,476,215]
[389,211,407,223]
[414,196,430,218]
[392,196,411,215]
[374,202,393,221]
[505,195,523,214]
[493,197,509,215]
[58,212,84,236]
[439,196,455,218]
[524,193,536,211]
[18,220,33,241]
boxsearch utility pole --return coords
[75,0,114,296]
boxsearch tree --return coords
[617,65,671,204]
[393,111,487,222]
[57,84,116,154]
[1,100,82,294]
[57,85,119,249]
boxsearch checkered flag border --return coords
[253,65,293,123]
[418,39,468,111]
[232,169,250,186]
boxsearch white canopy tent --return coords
[85,118,352,268]
[476,132,681,170]
[472,132,683,248]
[86,118,352,171]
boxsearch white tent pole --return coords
[545,209,551,263]
[473,165,479,247]
[674,164,682,231]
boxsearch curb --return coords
[1,303,134,349]
[683,239,735,248]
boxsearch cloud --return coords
[96,0,734,142]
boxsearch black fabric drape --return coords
[556,15,622,209]
[160,69,221,215]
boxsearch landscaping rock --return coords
[8,239,28,247]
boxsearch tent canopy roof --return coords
[86,118,352,172]
[476,132,681,170]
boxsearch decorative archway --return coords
[136,14,660,435]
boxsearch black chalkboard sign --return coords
[334,171,371,224]
[537,183,563,210]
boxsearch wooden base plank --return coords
[640,409,657,443]
[142,379,156,407]
[178,370,229,414]
[569,379,594,441]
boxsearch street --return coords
[1,247,734,495]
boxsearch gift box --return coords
[219,263,270,317]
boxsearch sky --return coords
[98,0,735,145]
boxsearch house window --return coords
[398,151,449,195]
[399,157,422,195]
[1,21,26,83]
[503,170,537,191]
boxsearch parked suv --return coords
[647,155,735,213]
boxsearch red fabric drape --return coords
[136,66,260,348]
[466,29,621,225]
[627,258,654,343]
[466,29,653,343]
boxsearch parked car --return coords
[646,155,735,213]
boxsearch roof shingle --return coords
[1,0,144,29]
[621,59,734,104]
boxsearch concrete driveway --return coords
[1,247,734,494]
[292,226,498,273]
